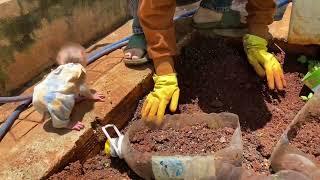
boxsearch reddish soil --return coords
[131,124,234,155]
[175,33,306,174]
[290,118,320,162]
[49,152,142,180]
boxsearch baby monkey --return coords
[33,43,105,131]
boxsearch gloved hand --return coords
[141,73,180,125]
[243,34,286,90]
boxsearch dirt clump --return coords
[175,33,306,174]
[131,123,234,155]
[290,118,320,162]
[49,152,141,180]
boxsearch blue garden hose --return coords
[0,9,197,141]
[277,0,291,8]
[88,37,130,64]
[0,95,32,104]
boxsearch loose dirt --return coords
[49,152,142,180]
[175,33,306,174]
[51,33,307,178]
[131,124,234,155]
[49,101,144,180]
[290,118,320,162]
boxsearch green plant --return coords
[297,55,320,72]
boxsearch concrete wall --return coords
[0,0,129,95]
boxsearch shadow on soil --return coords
[174,33,307,132]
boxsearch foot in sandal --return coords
[123,34,149,65]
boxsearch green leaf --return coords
[308,93,314,99]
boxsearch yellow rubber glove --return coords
[142,73,180,126]
[243,34,286,90]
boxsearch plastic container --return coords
[270,90,320,179]
[102,124,124,158]
[302,69,320,92]
[214,162,312,180]
[103,112,243,180]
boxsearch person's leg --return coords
[243,0,286,91]
[139,0,179,125]
[200,0,232,12]
[124,0,148,65]
[246,0,276,39]
[130,0,143,35]
[193,0,245,29]
[138,0,177,63]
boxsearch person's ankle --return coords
[193,7,223,23]
[153,56,175,75]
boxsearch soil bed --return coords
[51,33,307,178]
[131,124,234,155]
[290,118,320,162]
[175,33,306,174]
[49,152,142,180]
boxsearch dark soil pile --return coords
[175,33,306,174]
[290,118,320,162]
[49,152,142,180]
[131,124,234,155]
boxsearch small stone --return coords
[263,159,270,167]
[219,136,226,143]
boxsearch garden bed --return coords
[51,33,308,178]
